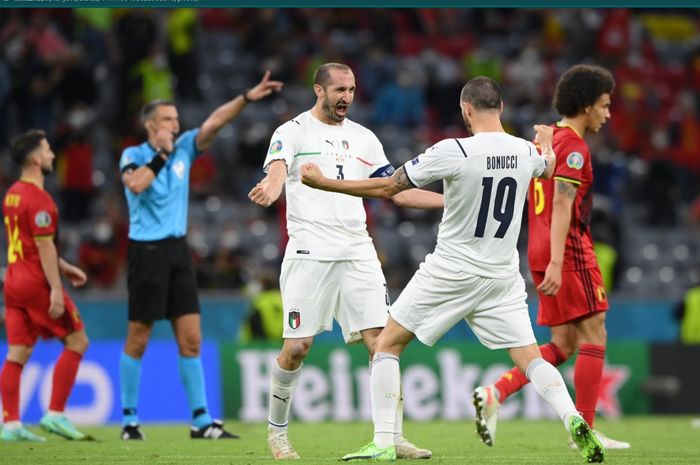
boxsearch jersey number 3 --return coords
[475,177,516,239]
[4,215,24,263]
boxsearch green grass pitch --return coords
[2,417,699,464]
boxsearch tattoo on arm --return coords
[555,180,577,200]
[391,167,412,193]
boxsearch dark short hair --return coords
[140,99,176,123]
[553,65,615,117]
[313,63,352,88]
[460,76,502,110]
[10,129,46,166]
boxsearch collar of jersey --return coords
[19,176,42,189]
[555,121,583,139]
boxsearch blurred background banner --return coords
[0,341,223,425]
[223,342,651,423]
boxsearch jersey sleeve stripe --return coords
[356,156,373,167]
[553,175,582,186]
[454,139,468,158]
[34,234,54,240]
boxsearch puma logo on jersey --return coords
[325,139,334,146]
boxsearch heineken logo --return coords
[288,310,301,329]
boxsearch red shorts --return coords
[4,290,84,345]
[532,267,609,327]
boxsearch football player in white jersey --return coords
[249,63,443,460]
[301,76,605,464]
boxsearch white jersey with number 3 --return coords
[403,132,545,279]
[263,111,394,261]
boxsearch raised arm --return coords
[534,124,555,179]
[197,71,283,151]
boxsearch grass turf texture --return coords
[2,417,698,464]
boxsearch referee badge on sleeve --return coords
[288,310,301,329]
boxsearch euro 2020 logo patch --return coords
[269,140,283,155]
[566,152,584,170]
[34,211,51,228]
[288,309,301,329]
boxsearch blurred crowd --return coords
[0,8,699,298]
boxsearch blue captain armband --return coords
[370,164,395,178]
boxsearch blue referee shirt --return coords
[119,129,200,241]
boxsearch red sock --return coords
[1,360,23,422]
[574,344,606,428]
[494,343,568,402]
[49,349,83,412]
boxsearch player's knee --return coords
[69,333,90,355]
[287,339,311,363]
[551,337,576,359]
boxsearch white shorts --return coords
[280,259,389,343]
[390,257,536,349]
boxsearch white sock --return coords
[268,360,301,433]
[393,384,404,444]
[526,358,579,431]
[3,421,21,431]
[371,352,401,449]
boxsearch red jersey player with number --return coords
[474,65,631,450]
[1,130,91,442]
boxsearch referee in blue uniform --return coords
[118,71,283,440]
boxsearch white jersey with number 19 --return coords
[403,132,545,279]
[263,111,395,261]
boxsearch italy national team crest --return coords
[288,310,301,329]
[342,140,349,150]
[566,151,584,170]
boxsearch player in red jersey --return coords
[474,65,631,450]
[1,130,91,442]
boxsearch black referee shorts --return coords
[127,237,200,323]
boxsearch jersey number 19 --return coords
[475,176,516,239]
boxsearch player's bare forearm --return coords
[36,237,62,291]
[249,160,287,207]
[533,124,555,179]
[301,164,412,199]
[59,258,88,287]
[392,189,444,209]
[549,180,576,265]
[539,146,556,179]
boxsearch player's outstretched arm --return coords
[249,160,287,207]
[59,258,88,288]
[197,70,283,151]
[392,189,444,209]
[301,163,412,199]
